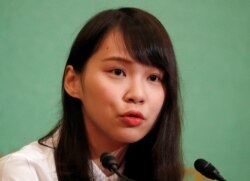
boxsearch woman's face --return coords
[66,29,165,152]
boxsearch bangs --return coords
[117,10,172,72]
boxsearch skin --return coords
[64,29,165,161]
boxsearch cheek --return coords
[150,90,165,118]
[83,77,120,107]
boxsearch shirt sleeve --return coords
[0,154,38,181]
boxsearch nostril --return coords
[128,98,134,102]
[127,98,144,104]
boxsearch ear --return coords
[64,65,82,99]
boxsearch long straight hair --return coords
[39,7,183,181]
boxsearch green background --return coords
[0,0,249,180]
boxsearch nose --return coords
[123,80,145,104]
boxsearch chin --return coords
[117,133,146,144]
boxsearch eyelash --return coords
[148,74,162,82]
[111,68,126,76]
[110,68,162,82]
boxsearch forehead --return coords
[97,28,130,57]
[83,28,137,68]
[90,26,166,71]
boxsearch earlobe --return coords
[64,65,82,99]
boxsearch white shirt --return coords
[0,138,119,181]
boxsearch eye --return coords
[112,68,126,77]
[148,74,161,82]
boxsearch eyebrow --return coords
[102,56,134,64]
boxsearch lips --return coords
[120,111,145,126]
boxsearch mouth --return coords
[120,111,145,126]
[122,111,145,119]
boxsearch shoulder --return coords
[0,141,57,181]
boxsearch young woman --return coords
[0,7,183,181]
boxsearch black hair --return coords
[39,7,183,181]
